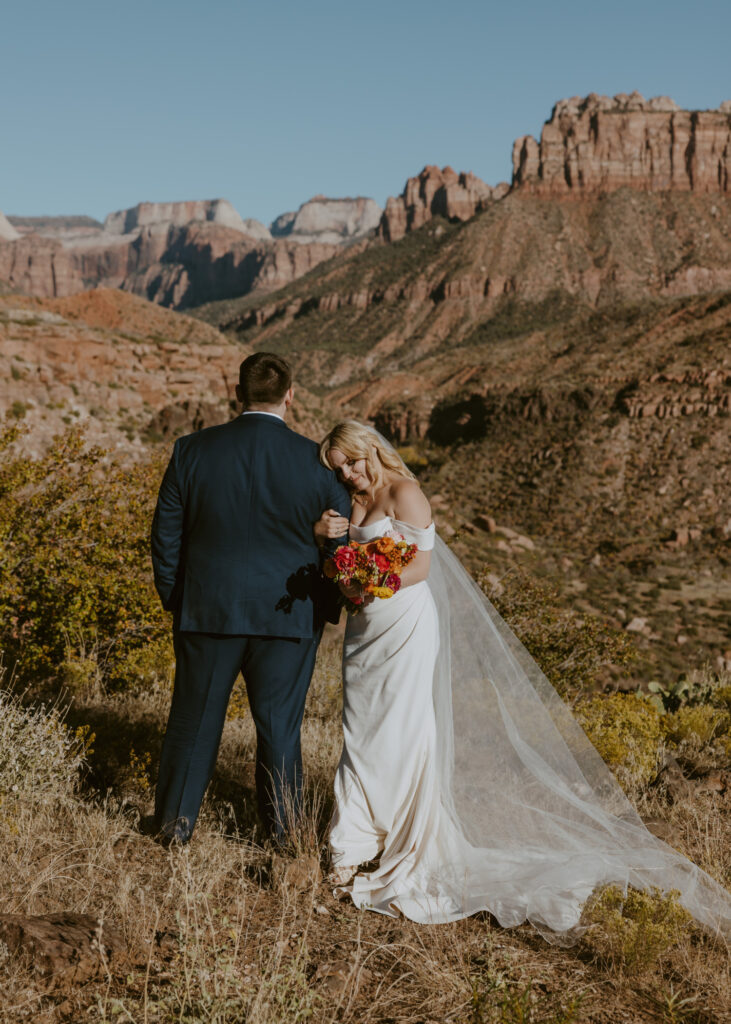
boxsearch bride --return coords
[314,420,731,943]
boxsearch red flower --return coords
[333,546,357,571]
[373,553,390,573]
[385,573,401,593]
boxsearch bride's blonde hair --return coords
[320,421,416,493]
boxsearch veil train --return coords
[360,423,731,941]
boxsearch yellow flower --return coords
[370,586,394,600]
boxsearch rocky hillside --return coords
[0,289,247,455]
[193,180,731,683]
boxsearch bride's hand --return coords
[339,580,374,606]
[338,580,361,599]
[313,509,350,544]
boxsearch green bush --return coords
[0,423,170,690]
[582,885,691,973]
[577,693,662,792]
[662,705,728,748]
[481,566,637,699]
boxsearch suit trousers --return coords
[154,629,321,842]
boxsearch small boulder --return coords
[625,616,649,634]
[0,913,126,991]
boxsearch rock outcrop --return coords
[0,211,20,241]
[0,913,127,991]
[103,198,252,236]
[512,92,731,196]
[379,166,509,242]
[271,195,382,244]
[0,235,83,297]
[0,198,346,306]
[0,216,339,307]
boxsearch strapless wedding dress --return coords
[328,515,731,939]
[329,516,450,919]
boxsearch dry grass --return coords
[0,630,729,1024]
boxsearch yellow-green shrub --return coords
[577,692,662,792]
[0,424,169,691]
[582,885,691,973]
[662,705,729,748]
[711,685,731,713]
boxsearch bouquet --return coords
[323,530,418,613]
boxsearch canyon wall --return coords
[512,92,731,196]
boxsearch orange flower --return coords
[375,537,396,555]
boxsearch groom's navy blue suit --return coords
[150,412,350,841]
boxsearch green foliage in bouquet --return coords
[0,423,170,691]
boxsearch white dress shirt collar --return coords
[241,410,285,422]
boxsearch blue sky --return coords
[3,0,730,226]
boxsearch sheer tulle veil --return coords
[353,422,731,942]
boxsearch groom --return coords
[150,352,350,844]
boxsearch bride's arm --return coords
[391,481,432,587]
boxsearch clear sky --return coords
[3,0,730,227]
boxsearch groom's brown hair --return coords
[239,352,292,406]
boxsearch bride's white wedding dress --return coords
[329,513,731,942]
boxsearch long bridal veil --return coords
[363,425,731,942]
[428,538,731,940]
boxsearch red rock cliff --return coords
[512,92,731,196]
[379,166,509,242]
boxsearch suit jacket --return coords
[150,413,351,637]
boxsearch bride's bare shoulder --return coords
[390,478,432,529]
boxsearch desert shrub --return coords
[662,705,729,748]
[481,566,637,698]
[581,885,691,973]
[576,693,662,792]
[0,423,169,690]
[0,685,90,803]
[712,685,731,712]
[648,663,731,714]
